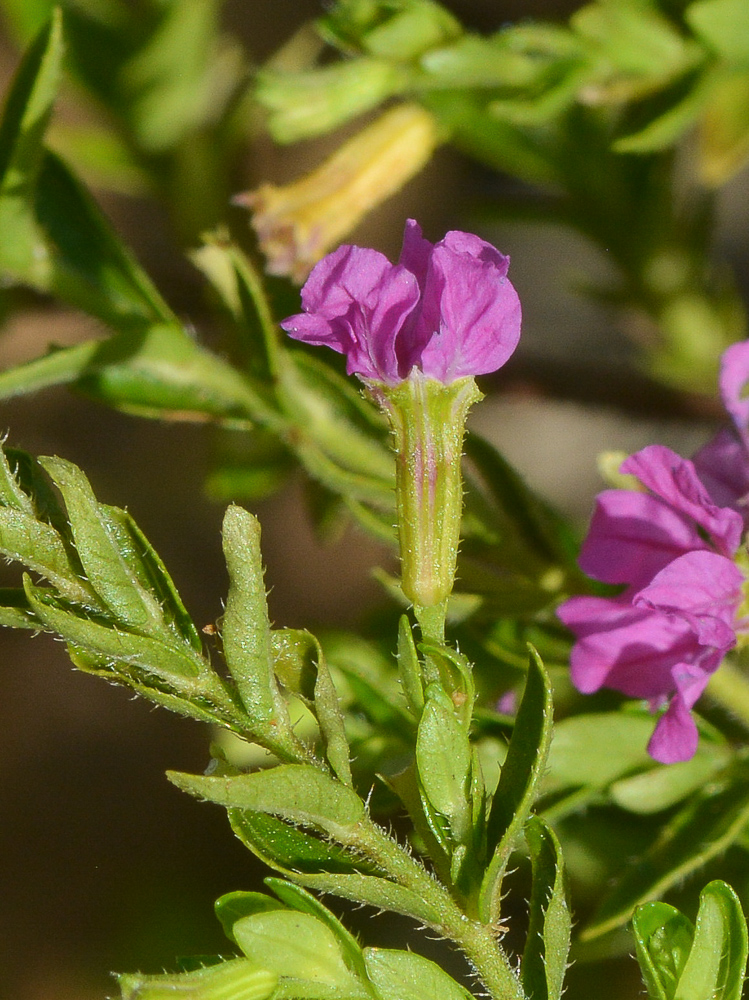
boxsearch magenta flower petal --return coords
[281,243,421,381]
[621,445,743,555]
[579,489,709,589]
[647,687,700,763]
[558,596,698,699]
[416,240,521,381]
[693,426,749,521]
[633,550,742,650]
[719,339,749,444]
[281,219,521,385]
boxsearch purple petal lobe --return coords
[579,489,708,589]
[720,339,749,444]
[693,426,749,522]
[415,242,521,381]
[281,244,420,382]
[558,596,699,699]
[647,690,700,763]
[621,445,743,555]
[633,550,742,650]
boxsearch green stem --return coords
[415,601,447,645]
[706,660,749,734]
[356,818,525,1000]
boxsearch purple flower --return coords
[280,219,521,385]
[693,340,749,523]
[558,341,749,764]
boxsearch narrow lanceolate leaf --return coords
[584,759,749,939]
[0,587,38,628]
[168,765,365,844]
[675,881,748,1000]
[221,506,307,763]
[25,579,203,682]
[479,647,554,925]
[397,614,424,717]
[190,236,283,383]
[278,354,394,509]
[521,817,571,1000]
[271,628,352,785]
[229,810,445,928]
[416,682,472,846]
[0,9,62,282]
[0,505,93,606]
[109,507,202,651]
[39,456,171,636]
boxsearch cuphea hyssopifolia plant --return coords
[558,340,749,765]
[4,219,747,1000]
[2,220,569,1000]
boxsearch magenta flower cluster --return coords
[559,341,749,764]
[280,219,521,385]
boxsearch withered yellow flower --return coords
[237,103,440,283]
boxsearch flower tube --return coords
[281,219,521,611]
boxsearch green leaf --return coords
[271,628,352,785]
[584,759,749,939]
[109,506,203,652]
[363,948,474,1000]
[232,909,367,995]
[0,8,62,282]
[521,816,571,1000]
[396,614,424,718]
[612,70,712,154]
[542,710,728,815]
[221,505,304,763]
[119,0,228,153]
[257,59,406,144]
[229,810,446,928]
[34,151,175,327]
[228,809,371,877]
[416,682,472,843]
[0,325,273,428]
[0,0,55,44]
[633,901,695,1000]
[676,881,748,1000]
[168,765,365,842]
[0,587,39,628]
[265,879,371,983]
[686,0,749,66]
[190,235,282,384]
[25,578,203,681]
[214,891,285,945]
[277,353,394,508]
[39,455,172,635]
[479,647,554,925]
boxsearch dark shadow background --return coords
[1,2,748,998]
